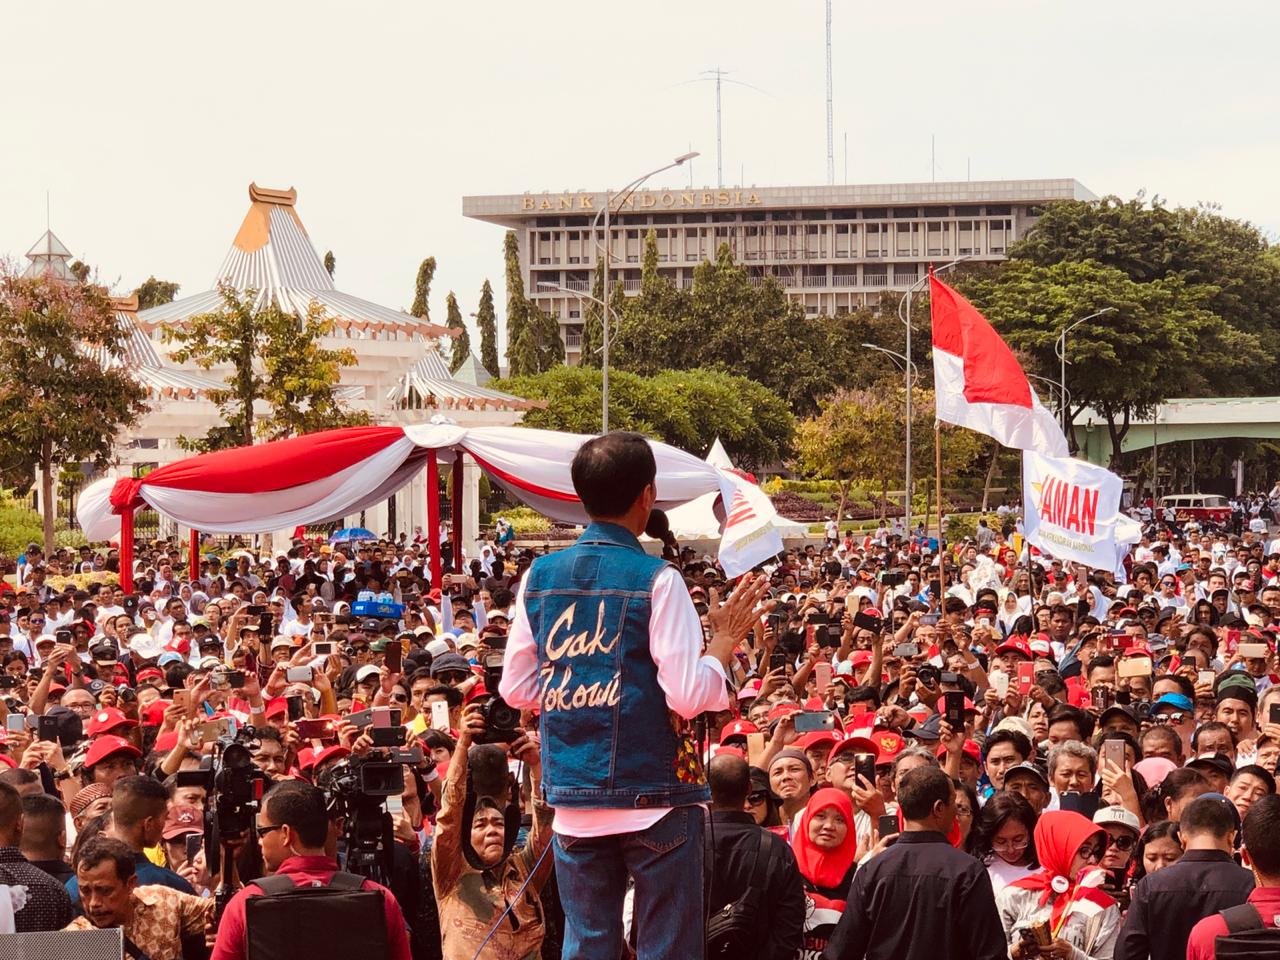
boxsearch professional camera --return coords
[475,652,520,744]
[175,725,267,917]
[319,745,423,884]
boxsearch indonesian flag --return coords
[930,273,1068,457]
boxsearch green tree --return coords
[410,257,436,320]
[578,257,605,369]
[133,276,180,311]
[503,232,533,375]
[68,260,90,283]
[164,284,369,451]
[445,292,470,373]
[0,270,149,552]
[960,259,1264,463]
[499,366,793,467]
[323,251,336,278]
[1010,195,1280,389]
[476,279,500,378]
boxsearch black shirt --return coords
[27,856,74,886]
[1116,848,1255,960]
[705,811,806,960]
[0,846,74,931]
[822,831,1006,960]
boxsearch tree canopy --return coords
[445,292,470,373]
[133,276,180,311]
[0,270,149,551]
[163,284,369,451]
[499,365,794,470]
[410,257,436,320]
[475,279,499,378]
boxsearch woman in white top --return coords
[964,791,1039,895]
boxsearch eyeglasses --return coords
[389,693,408,703]
[992,838,1029,853]
[255,823,284,838]
[1077,842,1107,862]
[746,791,768,805]
[1108,834,1136,852]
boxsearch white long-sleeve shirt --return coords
[500,565,728,837]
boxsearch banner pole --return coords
[936,421,946,592]
[189,528,199,582]
[451,454,464,572]
[426,451,441,589]
[120,507,135,594]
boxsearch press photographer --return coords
[209,781,410,960]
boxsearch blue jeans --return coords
[553,805,705,960]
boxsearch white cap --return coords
[1093,805,1141,835]
[355,664,381,683]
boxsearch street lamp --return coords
[591,152,699,432]
[1055,307,1114,436]
[536,283,607,356]
[1027,374,1070,426]
[896,255,972,525]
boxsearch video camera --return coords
[174,725,267,918]
[475,652,520,744]
[319,729,424,884]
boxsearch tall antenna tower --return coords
[678,69,769,188]
[825,0,834,185]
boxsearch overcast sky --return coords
[4,0,1277,349]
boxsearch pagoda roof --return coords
[138,183,455,340]
[387,347,540,412]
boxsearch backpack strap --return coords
[252,875,298,896]
[1221,903,1265,934]
[325,872,366,891]
[746,830,772,891]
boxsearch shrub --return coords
[498,506,552,536]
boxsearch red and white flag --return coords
[930,273,1068,457]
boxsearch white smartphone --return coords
[385,794,404,815]
[991,670,1010,698]
[430,701,451,731]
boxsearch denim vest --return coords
[523,521,709,808]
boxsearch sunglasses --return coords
[1077,842,1107,862]
[1152,712,1187,725]
[255,823,284,838]
[746,791,768,805]
[1108,834,1136,852]
[389,693,408,703]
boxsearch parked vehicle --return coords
[1159,493,1230,525]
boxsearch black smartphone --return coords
[769,651,790,672]
[246,605,266,616]
[185,833,203,864]
[943,691,965,727]
[55,629,72,644]
[853,753,877,785]
[853,611,883,633]
[929,579,941,597]
[1270,703,1280,726]
[285,695,305,722]
[919,614,940,626]
[383,640,402,675]
[877,814,899,838]
[36,716,59,743]
[0,676,18,690]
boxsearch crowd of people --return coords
[3,467,1280,958]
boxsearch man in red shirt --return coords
[210,781,410,960]
[1187,793,1280,959]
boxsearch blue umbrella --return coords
[329,527,377,544]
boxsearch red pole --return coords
[426,451,441,589]
[120,507,135,594]
[452,454,464,571]
[189,528,199,582]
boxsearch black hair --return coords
[965,790,1040,868]
[897,765,953,821]
[0,782,19,833]
[75,835,136,880]
[1192,721,1237,752]
[1157,673,1196,700]
[490,587,514,609]
[708,753,751,807]
[1180,795,1240,838]
[1231,763,1277,796]
[1245,796,1280,877]
[1131,820,1181,883]
[1087,654,1116,676]
[1146,767,1210,824]
[263,781,330,849]
[420,728,457,753]
[111,775,169,828]
[255,725,283,746]
[570,432,656,518]
[1140,724,1182,760]
[982,729,1032,763]
[426,684,464,709]
[1048,703,1094,741]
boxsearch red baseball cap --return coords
[140,700,171,728]
[766,704,802,725]
[86,707,138,739]
[794,730,840,754]
[85,735,141,768]
[719,720,759,745]
[153,730,180,753]
[996,637,1033,660]
[828,733,878,766]
[870,730,906,764]
[263,697,289,720]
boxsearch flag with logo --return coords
[715,471,785,578]
[1022,450,1124,569]
[930,273,1069,457]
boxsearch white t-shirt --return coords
[987,858,1036,895]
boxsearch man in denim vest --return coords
[500,431,768,959]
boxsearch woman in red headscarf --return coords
[996,810,1121,959]
[791,788,859,960]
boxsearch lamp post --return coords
[1055,307,1115,437]
[1027,374,1070,428]
[896,255,972,526]
[862,342,918,527]
[536,283,606,359]
[592,152,699,432]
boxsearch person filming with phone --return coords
[499,431,769,959]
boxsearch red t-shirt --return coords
[209,854,411,960]
[1186,886,1280,960]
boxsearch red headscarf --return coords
[791,788,859,892]
[1011,811,1115,930]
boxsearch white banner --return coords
[715,471,785,578]
[1022,451,1124,571]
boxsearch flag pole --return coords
[936,420,946,592]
